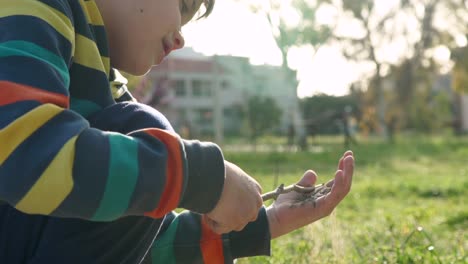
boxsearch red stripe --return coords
[0,81,69,108]
[143,129,184,218]
[201,219,225,263]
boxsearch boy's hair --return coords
[198,0,215,19]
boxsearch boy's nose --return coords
[173,31,185,50]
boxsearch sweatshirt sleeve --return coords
[149,208,271,263]
[0,0,224,221]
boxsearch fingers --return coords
[330,155,354,203]
[338,150,354,170]
[296,170,318,187]
[204,211,258,234]
[204,161,263,234]
[203,215,231,234]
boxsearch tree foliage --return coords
[300,94,360,135]
[452,44,468,94]
[245,96,282,141]
[327,0,468,134]
[236,0,468,135]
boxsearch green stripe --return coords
[91,133,139,221]
[151,215,179,264]
[0,40,70,88]
[70,97,101,117]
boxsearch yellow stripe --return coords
[101,56,110,76]
[0,104,63,164]
[80,0,105,26]
[0,0,74,50]
[74,34,106,73]
[15,136,77,214]
[77,0,109,74]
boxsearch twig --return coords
[262,183,325,201]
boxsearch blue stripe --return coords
[0,110,86,204]
[0,56,69,95]
[0,101,40,129]
[91,25,109,57]
[37,0,74,21]
[0,40,69,87]
[52,128,110,219]
[126,132,168,215]
[0,15,72,64]
[68,63,114,107]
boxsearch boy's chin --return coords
[115,62,152,76]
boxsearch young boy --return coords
[0,0,354,263]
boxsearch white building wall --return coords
[146,48,300,137]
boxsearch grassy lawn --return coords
[223,135,467,264]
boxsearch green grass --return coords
[222,135,468,264]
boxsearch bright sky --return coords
[182,0,461,98]
[182,0,360,98]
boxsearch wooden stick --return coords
[262,183,323,201]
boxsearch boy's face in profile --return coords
[97,0,203,76]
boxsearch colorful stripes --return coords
[15,136,77,214]
[51,129,111,219]
[70,97,102,117]
[0,104,63,164]
[151,216,180,264]
[74,34,108,74]
[91,133,140,221]
[76,0,110,75]
[0,0,74,48]
[0,81,69,108]
[0,0,197,223]
[149,212,226,263]
[0,40,70,87]
[143,129,185,218]
[79,0,104,26]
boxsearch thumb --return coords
[297,170,318,187]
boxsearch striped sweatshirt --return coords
[0,0,270,262]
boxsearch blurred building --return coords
[461,95,468,132]
[137,47,299,141]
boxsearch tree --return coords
[452,43,468,94]
[325,0,404,138]
[245,96,282,145]
[300,94,359,135]
[326,0,468,135]
[390,0,468,132]
[244,0,467,137]
[235,0,332,148]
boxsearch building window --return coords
[192,80,212,97]
[174,80,186,97]
[195,108,213,124]
[221,80,230,90]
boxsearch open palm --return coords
[266,151,354,239]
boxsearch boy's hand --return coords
[266,151,354,239]
[204,161,263,234]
